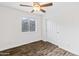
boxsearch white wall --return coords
[0,6,42,51]
[43,2,79,55]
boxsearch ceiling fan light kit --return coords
[33,3,41,11]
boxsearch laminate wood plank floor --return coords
[0,40,76,56]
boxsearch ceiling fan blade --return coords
[40,3,53,7]
[31,10,34,13]
[20,4,32,7]
[40,9,46,13]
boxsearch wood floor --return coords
[0,40,76,56]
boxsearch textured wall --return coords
[43,2,79,55]
[0,6,42,51]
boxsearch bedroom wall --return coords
[0,6,42,51]
[43,2,79,55]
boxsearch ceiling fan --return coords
[20,2,53,13]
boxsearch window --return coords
[22,17,36,32]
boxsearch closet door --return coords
[46,20,60,44]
